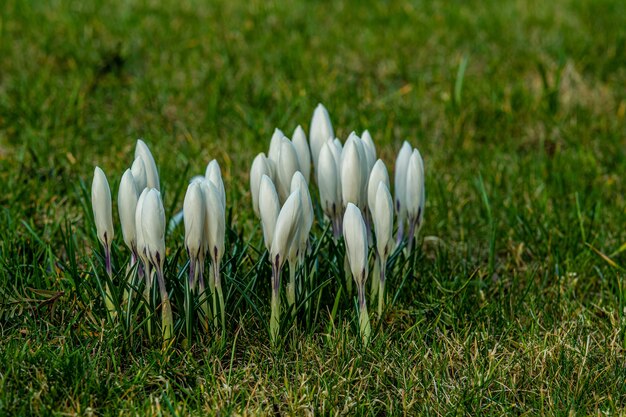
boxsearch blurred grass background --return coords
[1,0,626,414]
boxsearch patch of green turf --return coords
[1,0,626,414]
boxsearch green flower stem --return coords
[343,254,352,296]
[104,245,116,319]
[370,253,380,302]
[270,261,281,347]
[214,262,225,339]
[358,282,371,346]
[377,258,386,317]
[122,250,137,307]
[286,259,296,312]
[198,266,210,332]
[143,265,154,341]
[156,266,173,344]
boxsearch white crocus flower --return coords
[276,137,300,203]
[366,159,390,300]
[343,203,371,346]
[292,125,311,184]
[92,166,116,317]
[135,139,160,191]
[341,137,364,209]
[250,153,272,217]
[269,189,303,346]
[203,180,226,333]
[394,141,412,243]
[285,172,313,309]
[131,157,147,193]
[140,188,173,342]
[118,168,142,306]
[205,160,226,212]
[367,159,390,221]
[349,133,370,208]
[317,141,342,238]
[373,183,394,316]
[405,148,425,253]
[92,167,115,257]
[135,187,152,322]
[118,169,139,258]
[258,175,281,253]
[361,130,377,173]
[183,181,206,290]
[268,128,285,165]
[309,103,334,171]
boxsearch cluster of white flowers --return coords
[91,140,226,343]
[90,104,424,347]
[249,104,425,345]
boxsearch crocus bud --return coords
[341,138,364,209]
[309,103,334,169]
[258,175,281,252]
[118,169,139,252]
[270,189,303,270]
[394,141,412,241]
[141,189,166,269]
[135,188,150,264]
[329,139,343,200]
[406,148,425,231]
[290,171,313,247]
[343,203,368,285]
[203,180,225,265]
[343,202,371,345]
[92,167,114,248]
[250,153,272,217]
[183,181,206,260]
[205,160,226,212]
[318,141,340,224]
[374,183,394,259]
[292,125,311,184]
[135,139,160,191]
[361,130,377,173]
[276,138,300,203]
[367,159,390,219]
[131,157,147,192]
[268,128,284,164]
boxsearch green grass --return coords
[1,0,626,414]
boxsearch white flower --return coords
[135,188,150,265]
[250,153,272,217]
[91,166,114,249]
[135,139,160,191]
[292,125,311,184]
[270,189,303,271]
[140,188,166,269]
[343,203,368,286]
[118,169,139,253]
[361,130,377,173]
[205,160,226,212]
[405,148,425,247]
[373,183,394,259]
[367,159,390,220]
[276,138,300,203]
[131,157,147,192]
[290,171,313,255]
[183,181,206,261]
[341,137,365,209]
[258,175,281,252]
[203,180,225,266]
[317,141,341,227]
[394,141,412,240]
[268,128,285,164]
[309,103,334,170]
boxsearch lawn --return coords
[1,0,626,415]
